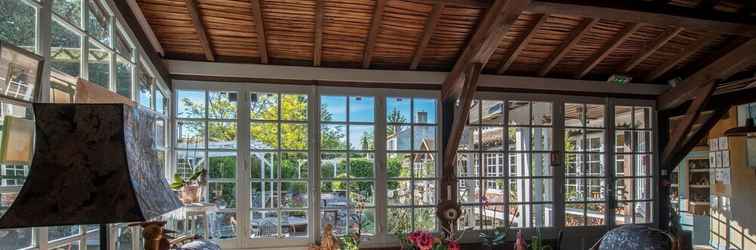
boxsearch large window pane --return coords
[53,0,82,27]
[51,21,81,77]
[0,0,36,51]
[115,57,131,97]
[87,42,110,87]
[177,90,205,118]
[86,0,110,44]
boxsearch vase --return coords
[180,184,201,204]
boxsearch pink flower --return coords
[447,240,461,250]
[407,231,434,250]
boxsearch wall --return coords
[705,107,756,249]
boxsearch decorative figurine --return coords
[515,230,527,250]
[309,224,340,250]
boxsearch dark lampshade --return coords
[0,103,181,228]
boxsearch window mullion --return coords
[553,99,566,229]
[606,100,616,227]
[374,95,388,239]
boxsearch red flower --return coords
[447,240,461,250]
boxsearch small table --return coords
[165,203,219,240]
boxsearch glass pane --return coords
[482,153,505,177]
[586,104,605,127]
[457,179,479,204]
[615,154,632,177]
[509,127,530,151]
[414,98,436,124]
[349,181,374,206]
[565,129,584,152]
[387,180,411,206]
[565,203,585,226]
[414,152,436,178]
[208,122,236,149]
[467,99,480,124]
[177,90,205,118]
[456,153,479,177]
[586,129,605,152]
[531,127,552,151]
[387,207,412,234]
[175,150,205,179]
[565,178,583,201]
[615,178,633,201]
[636,178,652,200]
[177,121,205,149]
[349,96,374,122]
[208,152,235,179]
[320,153,346,179]
[508,100,530,125]
[282,210,308,237]
[386,125,410,150]
[281,123,307,150]
[281,94,307,121]
[209,91,238,119]
[532,101,552,125]
[156,90,167,114]
[458,126,479,151]
[532,204,553,227]
[635,154,652,176]
[115,225,132,250]
[458,206,481,230]
[509,179,528,203]
[634,107,652,129]
[281,152,308,179]
[509,204,526,228]
[387,97,411,123]
[321,124,346,150]
[586,203,606,225]
[115,27,133,59]
[251,211,278,238]
[634,201,652,223]
[54,0,82,26]
[532,178,553,202]
[587,153,604,176]
[349,125,374,150]
[281,182,308,208]
[635,130,652,152]
[250,92,278,120]
[210,211,237,239]
[531,153,552,176]
[250,122,278,149]
[413,125,436,151]
[615,201,632,225]
[115,57,131,97]
[209,182,235,208]
[414,207,436,231]
[564,103,584,127]
[88,42,110,87]
[414,180,435,206]
[251,152,277,179]
[481,100,504,125]
[565,153,581,177]
[481,126,503,151]
[587,178,605,201]
[138,80,151,108]
[616,130,632,153]
[51,21,81,77]
[49,225,81,241]
[387,153,410,178]
[320,208,347,235]
[0,0,36,51]
[251,182,277,209]
[615,106,633,129]
[320,96,346,122]
[350,208,375,235]
[155,120,166,148]
[349,153,374,178]
[483,179,505,202]
[87,0,110,44]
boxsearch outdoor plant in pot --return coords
[170,169,207,204]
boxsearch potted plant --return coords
[170,168,207,204]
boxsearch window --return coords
[87,41,110,87]
[0,0,36,52]
[320,95,376,236]
[50,20,82,77]
[614,106,654,224]
[250,92,309,239]
[457,99,554,230]
[385,97,437,234]
[86,0,110,44]
[564,103,607,226]
[53,0,82,27]
[176,89,238,240]
[138,65,153,108]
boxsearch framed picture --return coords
[0,41,43,102]
[722,150,730,168]
[710,138,719,151]
[719,137,729,150]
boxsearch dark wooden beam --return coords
[441,0,531,100]
[183,0,214,61]
[313,0,324,66]
[575,22,640,79]
[697,0,722,10]
[618,27,683,73]
[643,33,718,83]
[363,0,387,69]
[112,0,170,84]
[496,14,548,75]
[661,82,716,170]
[529,0,756,37]
[657,38,756,110]
[250,0,269,64]
[740,0,754,19]
[410,2,444,70]
[404,0,488,8]
[538,18,596,77]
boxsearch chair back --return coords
[591,225,677,250]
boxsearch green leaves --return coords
[170,174,186,190]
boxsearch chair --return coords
[590,225,677,250]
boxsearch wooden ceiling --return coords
[134,0,756,84]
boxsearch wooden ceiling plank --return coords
[657,38,756,110]
[496,14,548,75]
[618,26,683,73]
[363,0,387,69]
[575,22,641,79]
[441,0,531,100]
[529,0,756,37]
[250,0,269,64]
[313,0,324,67]
[183,0,215,61]
[537,17,597,77]
[643,33,719,82]
[410,2,444,70]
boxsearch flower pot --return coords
[179,184,201,204]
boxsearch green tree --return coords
[0,0,36,49]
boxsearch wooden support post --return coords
[410,2,444,70]
[363,0,387,68]
[660,82,716,170]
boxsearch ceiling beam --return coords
[618,26,683,73]
[643,33,718,82]
[363,0,387,69]
[697,0,722,10]
[661,82,716,170]
[741,0,754,19]
[183,0,214,61]
[403,0,488,8]
[538,18,597,77]
[496,14,548,74]
[125,0,164,57]
[657,38,756,110]
[529,0,756,37]
[441,0,531,100]
[250,0,269,64]
[575,22,640,79]
[410,2,444,70]
[313,0,324,66]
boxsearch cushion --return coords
[598,225,672,250]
